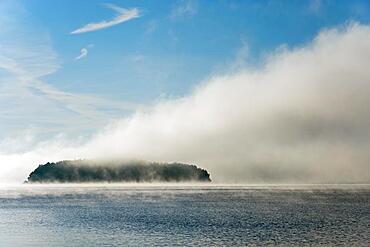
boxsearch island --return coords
[26,160,211,183]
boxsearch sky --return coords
[1,0,370,183]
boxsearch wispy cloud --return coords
[75,48,88,60]
[170,0,198,19]
[75,44,94,60]
[70,4,140,34]
[0,2,144,145]
[3,23,370,184]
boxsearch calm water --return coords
[0,184,369,246]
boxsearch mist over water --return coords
[1,23,370,183]
[1,184,369,246]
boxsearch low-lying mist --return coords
[1,23,370,183]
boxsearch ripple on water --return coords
[0,185,369,246]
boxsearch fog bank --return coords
[1,23,370,183]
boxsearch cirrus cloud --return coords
[70,4,140,34]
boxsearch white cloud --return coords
[70,4,140,34]
[0,2,144,151]
[0,37,142,132]
[75,48,88,60]
[75,44,94,60]
[2,23,370,184]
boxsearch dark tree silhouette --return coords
[26,160,211,183]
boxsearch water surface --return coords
[0,184,369,246]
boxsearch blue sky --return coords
[2,0,370,182]
[1,0,370,141]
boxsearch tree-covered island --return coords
[26,160,211,183]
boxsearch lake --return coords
[0,184,369,246]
